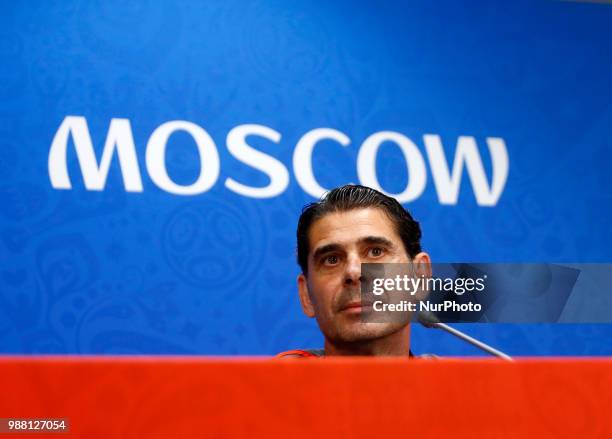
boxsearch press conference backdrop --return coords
[1,0,611,356]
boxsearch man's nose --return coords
[344,253,363,285]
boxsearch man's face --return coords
[297,207,411,344]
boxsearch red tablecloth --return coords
[0,356,610,438]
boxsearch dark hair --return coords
[296,184,422,274]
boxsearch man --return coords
[278,184,431,358]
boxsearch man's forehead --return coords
[308,208,399,250]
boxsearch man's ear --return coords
[413,252,432,278]
[297,273,315,318]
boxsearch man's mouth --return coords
[340,301,373,314]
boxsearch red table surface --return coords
[0,356,611,438]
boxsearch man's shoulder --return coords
[275,348,438,359]
[275,349,325,358]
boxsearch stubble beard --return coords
[332,316,406,343]
[322,286,407,343]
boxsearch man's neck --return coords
[323,325,411,356]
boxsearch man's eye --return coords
[323,255,339,265]
[369,247,384,257]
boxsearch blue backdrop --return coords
[1,0,611,356]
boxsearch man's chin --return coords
[335,321,406,343]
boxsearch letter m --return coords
[48,116,143,191]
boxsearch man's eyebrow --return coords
[312,243,343,261]
[311,237,396,260]
[358,236,396,248]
